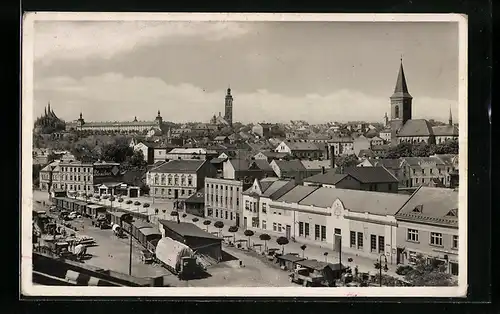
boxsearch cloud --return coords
[34,73,459,124]
[33,21,250,63]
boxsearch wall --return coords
[148,171,198,199]
[396,220,458,264]
[205,178,243,227]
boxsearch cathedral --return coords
[386,59,459,146]
[34,102,66,134]
[209,87,234,127]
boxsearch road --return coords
[31,190,297,287]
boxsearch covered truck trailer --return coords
[154,237,200,279]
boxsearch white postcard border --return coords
[21,12,469,298]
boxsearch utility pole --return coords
[128,220,133,276]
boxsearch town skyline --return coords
[33,21,459,124]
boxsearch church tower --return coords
[224,87,233,126]
[389,58,413,144]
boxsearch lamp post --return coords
[126,216,134,276]
[377,254,388,287]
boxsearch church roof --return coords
[397,119,434,137]
[432,125,459,136]
[391,61,412,99]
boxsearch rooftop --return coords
[149,159,206,173]
[396,186,459,227]
[158,220,220,240]
[432,125,459,136]
[334,166,399,183]
[302,171,348,185]
[283,140,321,151]
[298,187,409,216]
[397,119,434,137]
[272,159,307,172]
[276,185,319,203]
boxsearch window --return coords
[299,222,304,236]
[407,229,419,242]
[430,168,433,174]
[236,198,239,206]
[215,209,219,218]
[321,225,326,241]
[452,235,458,249]
[174,176,178,185]
[262,220,266,230]
[278,224,282,232]
[167,176,172,185]
[370,235,377,252]
[421,169,425,175]
[450,262,459,276]
[230,212,233,221]
[357,232,363,249]
[181,189,185,196]
[335,228,341,235]
[225,211,228,220]
[245,200,250,210]
[161,175,166,185]
[304,223,310,237]
[430,232,443,246]
[181,176,186,186]
[188,176,193,186]
[262,203,267,213]
[154,176,159,185]
[378,236,385,253]
[273,223,277,231]
[350,231,356,248]
[394,105,400,118]
[315,224,320,240]
[168,189,172,195]
[154,188,158,195]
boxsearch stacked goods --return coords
[155,237,194,273]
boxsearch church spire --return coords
[391,58,412,99]
[449,106,453,126]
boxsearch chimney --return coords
[329,145,335,169]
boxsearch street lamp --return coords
[376,254,389,287]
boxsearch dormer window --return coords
[412,205,423,213]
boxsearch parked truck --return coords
[154,237,201,280]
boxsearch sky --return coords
[32,20,460,124]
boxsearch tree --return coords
[244,230,254,248]
[300,244,307,258]
[214,221,224,237]
[385,142,413,159]
[434,139,459,155]
[124,150,147,170]
[276,236,289,255]
[335,154,359,168]
[403,254,456,286]
[203,220,211,232]
[411,142,431,157]
[259,234,271,252]
[228,226,238,243]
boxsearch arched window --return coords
[395,105,400,118]
[167,175,172,185]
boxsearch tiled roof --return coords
[158,220,220,240]
[299,187,409,216]
[228,159,273,172]
[273,160,307,172]
[284,140,321,151]
[328,136,354,143]
[397,119,434,137]
[302,171,348,185]
[168,148,207,154]
[335,166,399,183]
[395,186,459,227]
[370,158,403,169]
[276,185,319,203]
[257,151,289,159]
[150,160,206,173]
[402,157,445,167]
[261,180,291,197]
[300,160,331,170]
[358,149,375,158]
[432,125,459,136]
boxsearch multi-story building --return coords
[132,142,156,164]
[66,110,165,133]
[39,160,62,192]
[153,146,173,163]
[269,160,324,181]
[395,186,459,275]
[400,156,456,188]
[204,178,246,226]
[274,140,324,159]
[243,180,409,263]
[146,159,217,199]
[327,137,354,156]
[222,159,276,182]
[58,160,122,194]
[357,158,405,187]
[252,123,276,138]
[302,167,400,193]
[165,148,218,161]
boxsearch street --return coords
[31,190,297,287]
